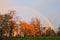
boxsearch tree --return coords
[43,25,56,36]
[43,25,51,36]
[57,26,60,36]
[8,11,15,37]
[31,18,41,37]
[0,11,15,37]
[10,21,18,37]
[45,27,51,36]
[0,14,3,38]
[50,29,56,36]
[20,21,35,37]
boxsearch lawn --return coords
[3,36,60,40]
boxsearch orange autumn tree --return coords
[20,21,35,37]
[31,18,41,37]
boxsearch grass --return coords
[3,36,60,40]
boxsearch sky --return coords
[0,0,60,30]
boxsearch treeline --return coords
[0,11,60,38]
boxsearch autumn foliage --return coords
[20,21,35,37]
[0,10,58,38]
[20,18,41,37]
